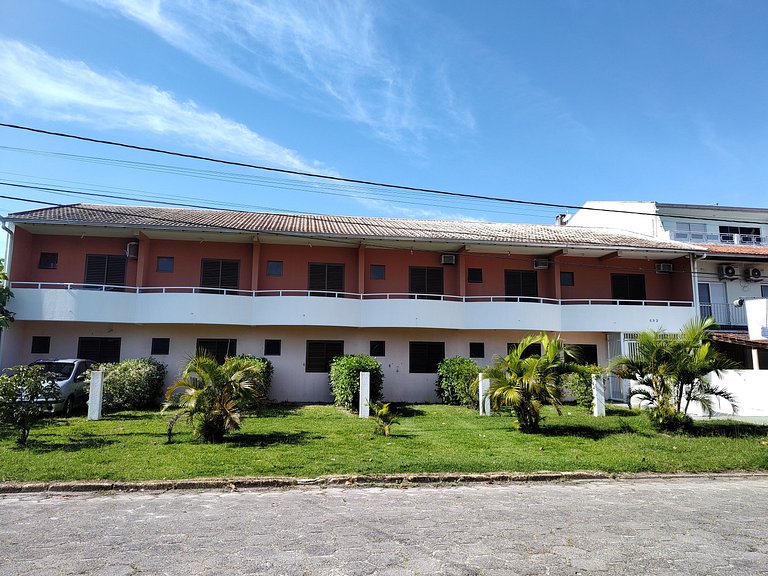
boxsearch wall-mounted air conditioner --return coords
[718,264,738,280]
[655,262,673,274]
[745,267,762,282]
[441,254,456,265]
[126,241,139,259]
[533,258,550,270]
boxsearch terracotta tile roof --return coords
[8,203,704,252]
[697,244,768,257]
[711,332,768,350]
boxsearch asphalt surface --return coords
[1,476,767,575]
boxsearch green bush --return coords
[564,365,602,411]
[0,365,58,447]
[222,354,272,407]
[647,403,694,433]
[329,355,383,412]
[91,358,167,411]
[436,356,480,407]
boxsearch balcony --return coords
[698,303,747,329]
[671,231,766,245]
[9,282,696,333]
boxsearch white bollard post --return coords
[88,370,104,420]
[359,371,370,418]
[592,374,605,417]
[478,373,491,416]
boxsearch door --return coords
[698,282,729,325]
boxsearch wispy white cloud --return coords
[0,38,323,172]
[75,0,475,147]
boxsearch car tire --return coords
[62,395,74,417]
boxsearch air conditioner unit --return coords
[533,258,550,270]
[125,241,139,259]
[745,267,763,282]
[655,262,673,274]
[718,264,738,280]
[440,254,456,265]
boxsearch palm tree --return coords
[485,333,582,432]
[163,355,261,443]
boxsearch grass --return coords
[1,404,767,482]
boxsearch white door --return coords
[699,282,729,325]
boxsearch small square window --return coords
[264,339,281,356]
[38,252,58,269]
[469,342,484,358]
[370,340,385,357]
[151,338,170,355]
[267,261,283,276]
[467,268,483,283]
[370,264,385,280]
[31,336,50,354]
[156,257,174,273]
[560,271,575,287]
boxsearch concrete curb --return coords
[2,470,768,494]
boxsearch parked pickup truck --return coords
[28,359,93,416]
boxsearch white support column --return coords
[478,373,491,416]
[359,371,370,418]
[592,374,605,417]
[88,370,104,420]
[752,348,760,370]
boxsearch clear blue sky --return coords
[0,0,767,227]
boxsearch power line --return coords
[2,122,767,226]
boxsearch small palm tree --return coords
[486,333,582,432]
[164,355,260,443]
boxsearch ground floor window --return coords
[31,336,51,354]
[566,344,599,365]
[196,339,237,364]
[370,340,385,357]
[78,337,121,363]
[507,342,542,358]
[151,338,170,355]
[264,339,281,356]
[469,342,484,358]
[409,341,445,373]
[306,340,344,372]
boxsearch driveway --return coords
[1,476,766,575]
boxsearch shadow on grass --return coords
[226,431,313,448]
[26,433,116,453]
[535,420,652,440]
[248,403,303,418]
[390,404,427,417]
[99,411,164,421]
[690,420,768,438]
[606,405,639,417]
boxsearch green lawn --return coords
[1,404,767,482]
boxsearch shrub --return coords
[647,402,694,433]
[0,365,58,447]
[564,365,602,411]
[368,401,398,436]
[91,358,167,411]
[329,355,383,412]
[436,357,480,407]
[222,354,272,407]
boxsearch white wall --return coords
[685,370,768,417]
[746,298,768,340]
[565,201,661,237]
[3,321,610,404]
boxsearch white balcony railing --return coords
[671,231,766,245]
[698,303,747,327]
[8,282,696,332]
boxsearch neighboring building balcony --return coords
[671,231,766,245]
[698,303,748,329]
[9,282,696,333]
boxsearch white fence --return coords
[685,370,768,417]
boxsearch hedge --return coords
[436,356,480,407]
[329,355,383,412]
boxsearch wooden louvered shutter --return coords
[409,267,427,294]
[326,264,344,292]
[200,260,221,288]
[520,271,538,297]
[426,268,444,295]
[105,256,127,287]
[85,255,107,285]
[308,264,326,291]
[220,260,240,289]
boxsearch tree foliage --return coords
[0,259,14,329]
[485,333,583,432]
[0,365,58,447]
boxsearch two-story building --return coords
[1,203,702,402]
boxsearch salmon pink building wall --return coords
[362,248,460,295]
[11,229,138,285]
[257,244,359,292]
[462,253,551,298]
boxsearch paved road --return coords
[1,476,767,576]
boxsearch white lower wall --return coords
[686,370,768,417]
[2,321,609,403]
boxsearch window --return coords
[566,344,598,365]
[504,270,538,298]
[84,254,127,287]
[467,268,483,283]
[409,267,444,298]
[611,273,646,302]
[306,340,344,372]
[719,225,762,244]
[560,271,575,287]
[156,257,174,273]
[77,337,121,363]
[200,259,240,290]
[196,339,237,364]
[308,263,345,296]
[409,341,445,373]
[151,338,170,355]
[370,264,386,280]
[38,252,58,269]
[469,342,485,358]
[267,261,283,276]
[507,342,542,358]
[264,339,281,356]
[370,340,385,357]
[31,336,50,354]
[762,285,768,298]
